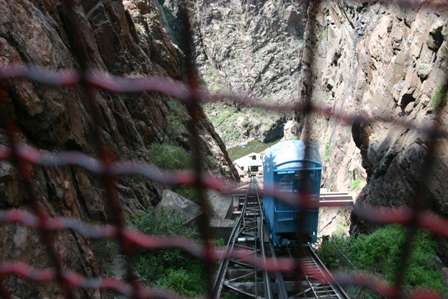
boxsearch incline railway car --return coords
[263,140,322,246]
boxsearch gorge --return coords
[0,0,448,297]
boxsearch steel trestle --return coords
[213,179,350,299]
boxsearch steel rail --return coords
[213,178,277,298]
[270,243,349,299]
[260,196,350,299]
[214,178,351,299]
[212,185,249,298]
[256,180,274,299]
[302,245,350,299]
[225,179,262,298]
[267,241,290,299]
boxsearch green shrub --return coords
[318,226,448,296]
[173,187,196,201]
[228,139,279,161]
[323,142,331,163]
[156,266,205,297]
[317,27,329,42]
[131,208,197,237]
[131,209,207,296]
[166,113,184,138]
[222,292,242,299]
[149,143,191,170]
[351,178,364,191]
[318,235,352,270]
[431,85,448,111]
[148,142,218,202]
[214,238,226,247]
[207,105,236,128]
[350,226,404,278]
[91,239,119,277]
[165,101,189,139]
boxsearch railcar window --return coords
[276,171,316,195]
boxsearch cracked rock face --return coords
[188,0,309,147]
[160,0,448,229]
[302,1,448,230]
[178,0,448,225]
[195,0,307,99]
[0,0,237,297]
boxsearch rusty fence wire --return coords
[0,0,448,298]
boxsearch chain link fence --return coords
[0,0,447,298]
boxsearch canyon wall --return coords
[185,0,448,221]
[307,1,448,220]
[187,0,309,147]
[0,0,237,297]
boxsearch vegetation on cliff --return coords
[431,84,448,111]
[131,209,206,296]
[318,226,448,297]
[149,143,192,170]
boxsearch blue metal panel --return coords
[262,140,322,246]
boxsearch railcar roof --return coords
[263,140,321,167]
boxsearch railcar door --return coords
[273,169,320,242]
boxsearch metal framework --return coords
[0,0,447,299]
[266,243,350,299]
[213,179,273,298]
[214,179,350,298]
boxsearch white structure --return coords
[234,152,263,178]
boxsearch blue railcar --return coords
[263,140,322,246]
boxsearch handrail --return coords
[272,159,322,169]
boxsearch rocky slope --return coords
[184,0,309,147]
[0,0,237,298]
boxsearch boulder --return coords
[207,191,234,220]
[157,190,202,224]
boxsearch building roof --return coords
[234,152,261,164]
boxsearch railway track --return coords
[213,178,350,299]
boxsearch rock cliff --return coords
[186,0,309,147]
[305,1,448,220]
[0,0,237,297]
[186,0,448,223]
